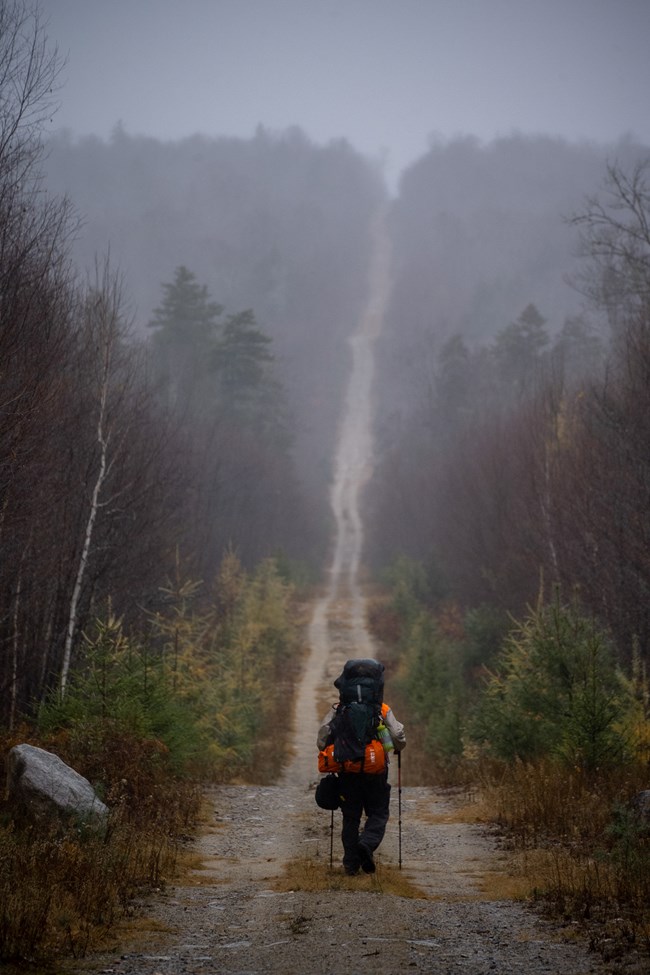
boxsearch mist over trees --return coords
[4,0,649,734]
[43,128,646,593]
[43,126,386,508]
[3,2,650,961]
[369,141,650,666]
[41,117,650,666]
[146,264,305,580]
[1,2,389,723]
[375,134,644,421]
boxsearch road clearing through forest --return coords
[71,215,611,975]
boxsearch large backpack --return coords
[326,658,385,768]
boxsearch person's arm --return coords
[384,706,406,751]
[317,705,337,751]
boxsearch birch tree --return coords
[59,266,130,698]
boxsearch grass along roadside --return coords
[478,761,650,964]
[276,855,425,898]
[0,789,198,963]
[0,555,305,966]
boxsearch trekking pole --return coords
[398,749,402,870]
[329,808,334,870]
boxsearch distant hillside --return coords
[44,128,649,525]
[377,134,649,422]
[44,126,385,503]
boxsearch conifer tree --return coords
[148,265,223,413]
[492,303,549,399]
[213,308,289,445]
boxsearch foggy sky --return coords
[46,0,650,186]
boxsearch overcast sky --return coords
[45,0,650,185]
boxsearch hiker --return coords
[317,658,406,876]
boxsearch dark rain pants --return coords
[338,771,391,871]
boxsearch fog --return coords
[39,0,650,603]
[3,0,650,741]
[46,0,650,190]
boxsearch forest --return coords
[369,142,650,754]
[0,0,650,788]
[0,31,387,727]
[33,119,650,748]
[1,0,650,964]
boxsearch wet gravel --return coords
[66,779,629,975]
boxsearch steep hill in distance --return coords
[45,126,386,523]
[377,133,649,424]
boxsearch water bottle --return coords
[377,721,393,752]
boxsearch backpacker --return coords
[322,658,385,773]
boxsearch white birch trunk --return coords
[59,296,114,699]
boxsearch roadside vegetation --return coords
[369,155,650,963]
[370,573,650,959]
[0,551,300,963]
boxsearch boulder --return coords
[6,743,109,824]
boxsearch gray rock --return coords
[7,743,109,824]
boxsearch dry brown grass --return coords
[276,855,427,899]
[0,728,202,966]
[80,911,177,966]
[479,760,650,963]
[0,809,185,962]
[413,793,491,825]
[475,865,534,902]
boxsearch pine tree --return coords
[492,303,549,399]
[148,265,223,413]
[213,308,289,443]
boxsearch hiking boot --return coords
[357,842,376,874]
[344,864,360,876]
